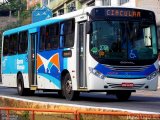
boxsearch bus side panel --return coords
[1,54,29,88]
[37,49,68,89]
[2,74,17,87]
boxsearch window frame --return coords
[59,19,75,49]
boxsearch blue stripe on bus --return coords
[94,63,157,79]
[3,19,63,36]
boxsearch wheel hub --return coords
[65,80,72,94]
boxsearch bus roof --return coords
[3,8,85,36]
[3,6,154,36]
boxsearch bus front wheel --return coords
[17,74,27,96]
[62,73,79,100]
[115,91,131,101]
[17,74,34,96]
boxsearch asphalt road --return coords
[0,86,160,113]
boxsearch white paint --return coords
[37,75,59,89]
[0,95,159,114]
[95,0,103,6]
[0,0,4,3]
[111,0,119,6]
[16,59,25,70]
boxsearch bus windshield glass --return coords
[90,20,158,65]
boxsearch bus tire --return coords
[17,74,35,96]
[116,91,131,101]
[62,73,79,101]
[17,74,27,96]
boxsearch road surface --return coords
[0,86,160,113]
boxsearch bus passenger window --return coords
[46,24,59,50]
[60,19,75,48]
[40,26,46,51]
[3,36,9,56]
[64,19,75,48]
[9,34,18,55]
[18,31,28,54]
[45,27,50,50]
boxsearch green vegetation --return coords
[0,0,40,53]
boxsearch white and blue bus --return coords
[1,7,159,101]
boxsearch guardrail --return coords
[0,107,160,120]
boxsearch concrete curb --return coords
[0,95,159,114]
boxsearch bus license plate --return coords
[121,83,134,88]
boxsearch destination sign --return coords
[91,8,155,21]
[106,9,141,17]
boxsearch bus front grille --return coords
[105,65,151,72]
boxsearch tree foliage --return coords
[0,0,27,10]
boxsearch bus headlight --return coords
[89,67,105,79]
[147,71,158,80]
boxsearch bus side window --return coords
[18,31,28,54]
[9,34,18,55]
[45,27,50,50]
[60,19,75,48]
[39,26,46,51]
[64,19,75,48]
[3,36,9,56]
[60,23,65,48]
[46,24,59,50]
[49,23,59,49]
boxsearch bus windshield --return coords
[90,20,158,65]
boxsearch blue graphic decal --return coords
[37,49,68,84]
[2,54,28,74]
[94,63,157,79]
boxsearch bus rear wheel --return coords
[116,91,131,101]
[62,73,79,101]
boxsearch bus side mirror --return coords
[86,21,92,34]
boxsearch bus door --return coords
[78,22,87,88]
[28,29,38,90]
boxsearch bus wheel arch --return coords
[17,72,34,96]
[57,70,69,98]
[61,70,79,100]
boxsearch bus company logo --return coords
[37,53,60,73]
[120,61,135,65]
[17,59,25,70]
